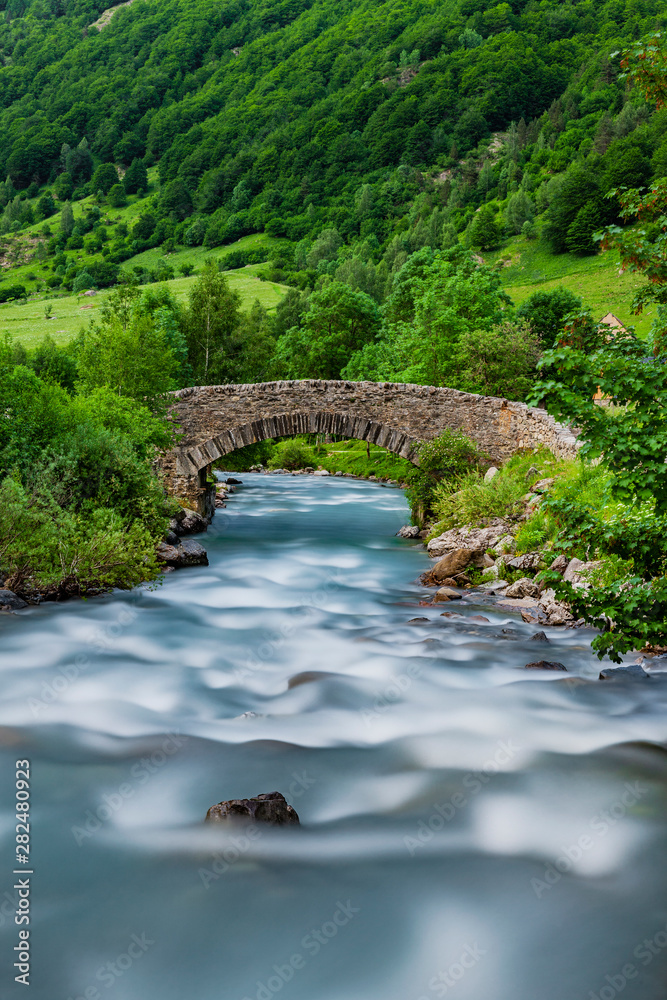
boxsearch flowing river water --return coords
[1,473,667,1000]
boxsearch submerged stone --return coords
[525,660,567,671]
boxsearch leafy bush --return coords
[0,478,160,598]
[406,429,487,524]
[0,284,27,303]
[218,249,269,270]
[429,449,557,533]
[267,439,316,470]
[449,321,541,400]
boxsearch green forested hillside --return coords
[5,0,667,635]
[2,0,667,292]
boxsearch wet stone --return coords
[206,791,300,825]
[525,660,567,671]
[599,664,650,681]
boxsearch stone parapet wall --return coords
[160,380,579,508]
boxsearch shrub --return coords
[267,438,316,470]
[406,429,487,523]
[0,478,160,598]
[0,284,27,303]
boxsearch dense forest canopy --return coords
[1,0,666,257]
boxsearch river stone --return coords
[427,522,513,559]
[497,596,540,610]
[529,631,549,642]
[563,558,604,589]
[472,551,495,569]
[0,589,27,611]
[549,554,569,574]
[206,791,300,825]
[397,525,420,538]
[178,539,209,566]
[506,552,542,572]
[531,477,556,493]
[173,507,208,536]
[525,660,567,671]
[505,577,540,599]
[497,534,516,554]
[156,542,180,564]
[599,664,650,681]
[432,549,472,580]
[434,587,462,602]
[537,588,575,625]
[225,477,242,485]
[157,539,208,568]
[477,580,509,592]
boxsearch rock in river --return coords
[170,507,209,536]
[0,589,28,611]
[434,587,462,602]
[206,791,300,825]
[156,539,208,569]
[431,548,472,581]
[599,664,650,681]
[427,521,513,559]
[505,577,540,599]
[525,660,567,671]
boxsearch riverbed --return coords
[1,473,666,1000]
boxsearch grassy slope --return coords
[0,267,287,349]
[0,172,288,347]
[1,170,655,348]
[487,234,655,337]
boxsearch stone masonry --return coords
[160,380,579,511]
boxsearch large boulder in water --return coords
[156,539,208,569]
[170,507,209,536]
[205,791,300,826]
[431,549,473,581]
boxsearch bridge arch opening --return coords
[175,410,422,479]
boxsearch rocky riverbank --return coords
[415,516,588,627]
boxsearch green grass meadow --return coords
[0,264,289,350]
[487,234,656,337]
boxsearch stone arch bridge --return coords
[161,380,578,512]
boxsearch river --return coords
[1,473,666,1000]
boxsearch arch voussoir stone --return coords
[160,380,579,512]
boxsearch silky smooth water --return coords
[1,474,667,1000]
